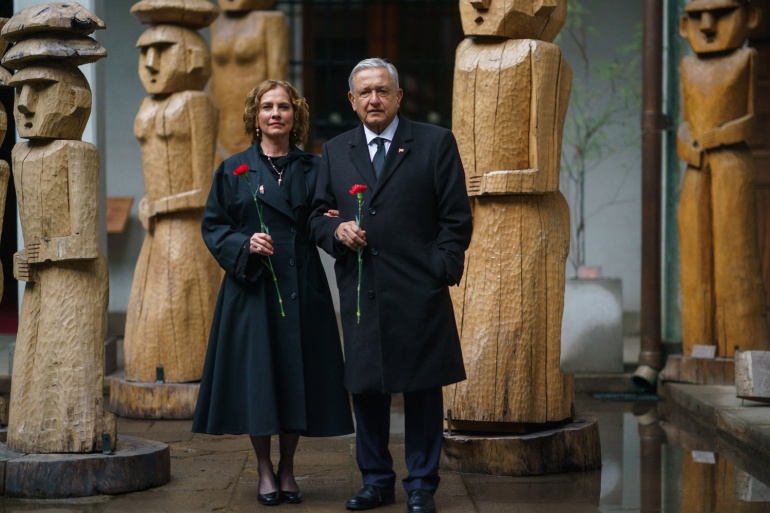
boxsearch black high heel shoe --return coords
[277,469,302,504]
[257,473,281,506]
[280,489,302,504]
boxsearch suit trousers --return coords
[352,388,443,492]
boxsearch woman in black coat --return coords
[192,80,353,505]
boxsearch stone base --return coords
[0,435,169,498]
[659,355,734,385]
[109,375,200,419]
[441,414,601,476]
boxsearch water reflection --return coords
[583,395,770,513]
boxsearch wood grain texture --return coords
[109,377,200,419]
[659,355,735,385]
[453,39,571,196]
[0,435,170,498]
[441,414,600,476]
[0,3,105,42]
[446,193,572,423]
[124,91,220,384]
[209,10,288,166]
[446,30,573,425]
[459,0,567,42]
[678,47,770,357]
[130,0,218,29]
[0,99,7,302]
[8,140,114,454]
[1,33,106,69]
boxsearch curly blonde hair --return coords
[243,80,310,146]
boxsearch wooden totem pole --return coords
[442,0,600,475]
[1,3,115,453]
[0,29,8,429]
[113,0,220,419]
[677,0,769,358]
[210,0,288,167]
[0,20,9,305]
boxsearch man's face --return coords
[680,0,758,53]
[348,67,402,135]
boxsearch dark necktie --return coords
[372,137,386,178]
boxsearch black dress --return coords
[193,144,354,437]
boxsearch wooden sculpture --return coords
[1,3,115,453]
[123,0,220,386]
[210,0,288,166]
[0,28,9,303]
[677,0,769,357]
[445,0,574,426]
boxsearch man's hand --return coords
[335,220,367,252]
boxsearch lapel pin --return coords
[398,148,405,153]
[259,185,265,195]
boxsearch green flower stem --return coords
[242,174,285,317]
[356,192,364,324]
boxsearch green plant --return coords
[558,0,642,274]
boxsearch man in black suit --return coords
[309,58,472,513]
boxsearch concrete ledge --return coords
[660,383,770,465]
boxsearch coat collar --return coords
[239,144,311,222]
[346,114,413,200]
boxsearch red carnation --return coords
[349,184,367,195]
[234,164,249,176]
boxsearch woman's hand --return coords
[324,209,340,217]
[250,232,274,256]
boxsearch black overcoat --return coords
[309,116,473,394]
[193,144,353,437]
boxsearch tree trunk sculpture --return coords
[210,0,288,167]
[1,3,114,453]
[677,0,770,357]
[445,0,574,425]
[124,0,221,384]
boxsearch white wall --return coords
[559,0,644,314]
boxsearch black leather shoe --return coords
[345,485,396,510]
[280,489,302,504]
[257,491,281,506]
[407,490,436,513]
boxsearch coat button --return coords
[368,208,376,215]
[367,291,375,299]
[291,292,297,300]
[289,259,296,266]
[290,227,297,234]
[371,248,379,256]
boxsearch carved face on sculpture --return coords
[460,0,567,41]
[10,63,91,140]
[137,25,211,94]
[217,0,275,11]
[680,0,760,54]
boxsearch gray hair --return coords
[348,58,399,96]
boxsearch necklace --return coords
[266,156,287,186]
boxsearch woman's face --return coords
[258,86,294,144]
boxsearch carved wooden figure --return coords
[677,0,769,357]
[124,0,220,384]
[0,53,9,303]
[1,3,114,453]
[445,0,574,425]
[210,0,288,166]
